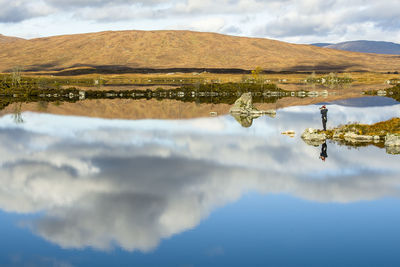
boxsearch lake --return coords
[0,94,399,267]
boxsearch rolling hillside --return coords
[1,30,400,73]
[0,34,24,44]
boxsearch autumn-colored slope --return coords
[1,30,400,73]
[0,34,24,44]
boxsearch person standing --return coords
[320,105,328,131]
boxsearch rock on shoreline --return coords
[301,128,326,146]
[229,92,276,116]
[385,134,400,154]
[301,128,400,154]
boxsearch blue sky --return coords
[1,1,400,46]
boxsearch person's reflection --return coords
[319,141,328,161]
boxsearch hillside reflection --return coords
[0,103,400,252]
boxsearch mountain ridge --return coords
[1,30,400,73]
[0,34,25,44]
[312,40,400,55]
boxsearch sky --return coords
[1,0,400,44]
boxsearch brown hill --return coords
[1,30,400,73]
[0,34,24,44]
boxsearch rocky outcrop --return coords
[342,132,376,143]
[386,146,400,154]
[301,128,327,146]
[385,134,400,154]
[229,93,276,127]
[281,130,296,137]
[385,134,400,146]
[231,113,256,128]
[229,93,276,116]
[302,126,400,154]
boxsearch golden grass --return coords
[0,34,24,44]
[1,30,400,73]
[322,118,400,137]
[13,71,400,87]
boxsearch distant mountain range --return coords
[311,43,333,48]
[311,40,400,55]
[1,31,400,73]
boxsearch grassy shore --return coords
[364,84,400,101]
[320,118,400,139]
[2,71,399,89]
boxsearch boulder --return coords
[385,134,400,147]
[281,130,295,138]
[230,93,276,127]
[301,128,327,146]
[229,92,276,116]
[332,131,342,140]
[229,92,254,113]
[282,130,295,135]
[386,146,400,155]
[231,113,255,128]
[343,132,374,143]
[377,90,387,96]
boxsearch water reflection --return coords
[0,103,400,252]
[230,112,276,128]
[319,141,328,161]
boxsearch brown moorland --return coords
[1,30,400,73]
[0,34,25,44]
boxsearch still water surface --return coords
[0,97,399,266]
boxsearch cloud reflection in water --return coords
[0,103,399,252]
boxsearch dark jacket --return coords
[320,108,328,120]
[320,142,328,158]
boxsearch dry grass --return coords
[0,34,24,44]
[356,118,400,135]
[1,30,400,73]
[322,118,400,137]
[14,71,400,88]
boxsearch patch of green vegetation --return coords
[364,84,400,102]
[0,74,102,92]
[0,80,290,111]
[84,83,286,105]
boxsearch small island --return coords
[301,118,400,154]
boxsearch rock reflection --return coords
[0,109,400,252]
[229,92,276,127]
[12,102,24,124]
[231,112,274,128]
[231,113,253,127]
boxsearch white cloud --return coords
[0,104,400,251]
[1,0,400,43]
[187,17,226,32]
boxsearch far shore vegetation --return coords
[1,67,400,87]
[1,68,399,112]
[364,84,400,102]
[0,71,291,111]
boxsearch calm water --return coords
[0,97,400,267]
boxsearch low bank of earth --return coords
[301,118,400,154]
